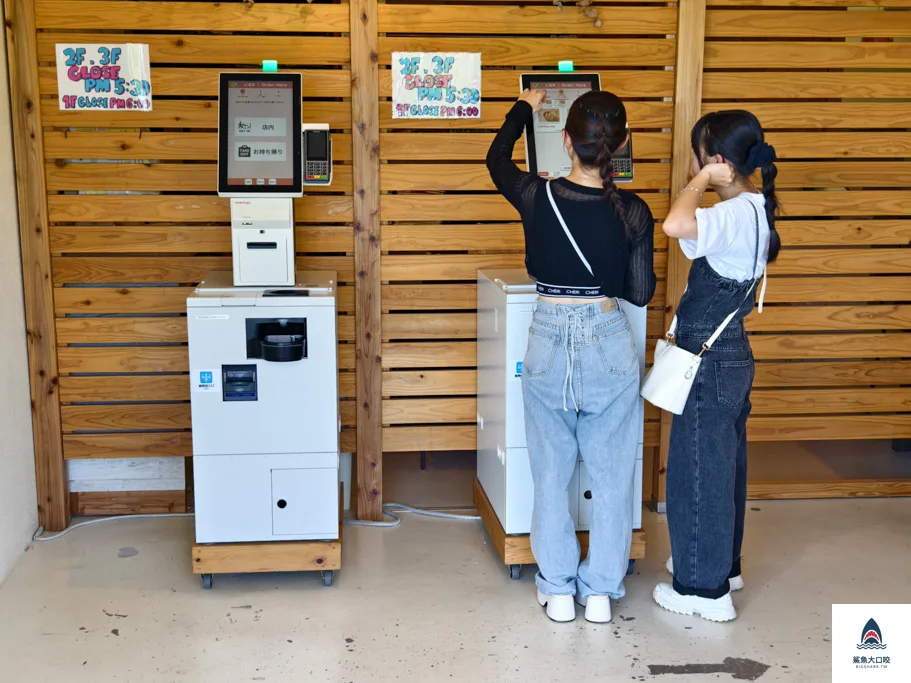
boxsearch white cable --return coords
[31,513,193,542]
[344,502,481,528]
[31,502,478,540]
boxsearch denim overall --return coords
[666,211,761,600]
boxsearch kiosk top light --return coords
[262,60,278,73]
[558,60,574,73]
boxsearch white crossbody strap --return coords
[546,180,593,276]
[666,198,764,351]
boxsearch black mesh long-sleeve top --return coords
[486,101,657,307]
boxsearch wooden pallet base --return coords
[473,478,646,567]
[192,539,341,575]
[192,484,343,579]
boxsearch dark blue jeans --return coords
[666,323,753,599]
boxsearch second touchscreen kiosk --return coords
[520,72,633,183]
[218,73,333,287]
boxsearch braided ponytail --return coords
[760,159,781,263]
[594,115,630,239]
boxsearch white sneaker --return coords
[666,556,744,591]
[653,583,737,622]
[536,590,576,622]
[574,593,612,623]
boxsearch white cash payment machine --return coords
[188,71,340,589]
[476,271,646,579]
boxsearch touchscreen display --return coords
[528,80,594,179]
[225,79,295,188]
[307,130,328,161]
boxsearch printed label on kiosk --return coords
[520,72,634,183]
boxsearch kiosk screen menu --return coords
[218,74,302,195]
[528,79,595,179]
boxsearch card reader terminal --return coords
[612,129,634,183]
[303,124,332,186]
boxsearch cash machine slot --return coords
[246,318,307,362]
[222,365,258,402]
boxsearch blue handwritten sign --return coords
[391,52,481,120]
[56,44,152,111]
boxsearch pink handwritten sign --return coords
[392,52,481,120]
[55,44,152,111]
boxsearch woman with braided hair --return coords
[486,89,656,623]
[655,110,779,623]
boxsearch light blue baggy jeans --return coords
[521,300,640,599]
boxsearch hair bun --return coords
[747,142,777,170]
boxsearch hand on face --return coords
[692,150,735,189]
[701,162,736,189]
[518,88,547,112]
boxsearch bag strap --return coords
[545,180,594,276]
[666,197,763,352]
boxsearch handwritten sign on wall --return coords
[392,52,481,120]
[56,44,152,111]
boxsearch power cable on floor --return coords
[31,503,479,541]
[32,513,195,542]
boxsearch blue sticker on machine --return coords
[516,362,523,376]
[200,371,213,385]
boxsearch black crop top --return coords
[486,101,657,307]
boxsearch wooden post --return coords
[350,0,383,520]
[656,0,707,505]
[5,0,69,530]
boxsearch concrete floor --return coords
[1,499,909,683]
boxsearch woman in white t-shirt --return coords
[652,110,780,622]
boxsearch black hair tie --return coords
[747,142,777,170]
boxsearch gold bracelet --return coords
[675,187,703,200]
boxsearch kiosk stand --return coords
[189,71,341,589]
[475,271,647,580]
[473,73,645,580]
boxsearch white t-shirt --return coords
[679,193,770,283]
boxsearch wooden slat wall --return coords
[702,0,911,450]
[377,0,675,456]
[15,0,911,520]
[36,0,355,514]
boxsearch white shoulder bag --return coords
[640,200,764,415]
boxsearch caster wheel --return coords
[626,559,636,576]
[509,564,522,581]
[321,570,334,586]
[201,574,213,590]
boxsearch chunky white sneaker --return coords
[574,593,612,623]
[666,556,744,591]
[653,583,737,622]
[536,590,576,622]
